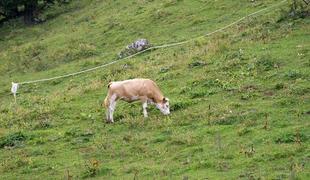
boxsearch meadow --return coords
[0,0,309,179]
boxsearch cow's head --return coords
[156,97,170,115]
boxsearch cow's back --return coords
[109,79,159,98]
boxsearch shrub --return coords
[255,56,275,71]
[275,131,306,144]
[188,57,206,68]
[82,159,100,178]
[287,0,309,19]
[170,100,194,111]
[225,49,246,61]
[284,70,303,80]
[0,132,27,148]
[274,83,285,90]
[159,66,170,73]
[237,127,251,136]
[188,61,206,68]
[33,119,51,129]
[189,89,216,98]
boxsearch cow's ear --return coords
[163,97,169,103]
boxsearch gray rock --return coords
[119,39,151,58]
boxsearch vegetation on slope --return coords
[0,0,309,179]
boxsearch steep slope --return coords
[0,0,309,179]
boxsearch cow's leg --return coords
[142,101,148,118]
[140,97,148,118]
[106,109,110,122]
[104,95,111,122]
[108,94,117,123]
[104,94,113,122]
[110,102,117,123]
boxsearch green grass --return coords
[0,0,309,179]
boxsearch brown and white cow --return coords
[103,78,170,123]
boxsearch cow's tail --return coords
[103,96,109,108]
[102,81,112,108]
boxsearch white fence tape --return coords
[11,0,287,97]
[11,82,19,102]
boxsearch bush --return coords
[33,119,51,129]
[275,131,306,144]
[274,83,285,90]
[0,132,27,148]
[278,0,309,22]
[170,100,194,111]
[188,61,206,68]
[189,89,216,98]
[255,56,275,71]
[188,57,206,68]
[288,0,309,19]
[82,159,100,178]
[284,70,303,80]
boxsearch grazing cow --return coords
[103,79,170,123]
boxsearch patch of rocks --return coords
[118,39,151,58]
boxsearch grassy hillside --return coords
[0,0,309,179]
